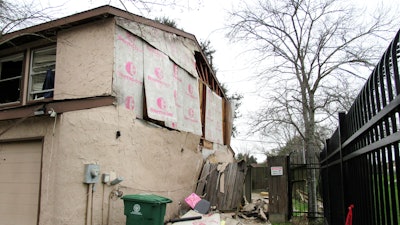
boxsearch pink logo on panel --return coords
[188,84,193,95]
[148,67,169,87]
[118,61,142,84]
[150,97,173,117]
[125,62,137,76]
[154,67,163,80]
[173,64,181,82]
[185,84,196,99]
[125,96,135,110]
[171,122,177,128]
[184,108,198,123]
[157,97,167,110]
[188,108,195,118]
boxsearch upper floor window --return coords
[0,54,23,104]
[29,46,56,100]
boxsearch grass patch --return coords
[292,199,308,216]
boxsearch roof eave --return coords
[0,5,197,45]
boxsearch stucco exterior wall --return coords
[0,105,203,225]
[55,18,115,100]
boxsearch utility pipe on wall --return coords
[86,183,93,225]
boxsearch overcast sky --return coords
[30,0,400,162]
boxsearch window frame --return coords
[0,53,24,106]
[28,45,56,101]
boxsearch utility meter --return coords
[83,164,100,184]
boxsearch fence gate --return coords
[267,156,289,223]
[288,151,324,220]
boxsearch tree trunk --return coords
[304,100,319,223]
[305,130,319,224]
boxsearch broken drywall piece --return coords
[171,210,220,225]
[224,218,241,225]
[211,144,235,163]
[201,148,216,160]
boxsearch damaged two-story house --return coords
[0,6,235,225]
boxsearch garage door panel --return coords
[0,163,42,175]
[0,192,40,205]
[0,141,42,225]
[0,182,40,194]
[0,171,41,182]
[0,201,39,213]
[0,148,41,163]
[0,207,38,223]
[0,154,41,163]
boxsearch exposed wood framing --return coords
[194,51,225,98]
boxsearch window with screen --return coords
[29,46,56,100]
[0,54,23,104]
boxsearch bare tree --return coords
[112,0,200,16]
[0,0,199,36]
[226,0,398,222]
[0,0,58,35]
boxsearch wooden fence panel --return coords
[196,161,247,211]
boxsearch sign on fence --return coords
[271,166,283,176]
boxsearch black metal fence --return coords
[320,30,400,225]
[289,151,323,220]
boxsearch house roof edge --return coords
[0,5,197,44]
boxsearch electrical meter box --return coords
[84,164,100,184]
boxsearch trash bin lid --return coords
[122,194,172,204]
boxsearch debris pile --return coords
[167,192,271,225]
[237,198,269,222]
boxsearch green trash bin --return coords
[122,194,172,225]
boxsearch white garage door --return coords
[0,141,42,225]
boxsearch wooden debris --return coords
[237,198,269,222]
